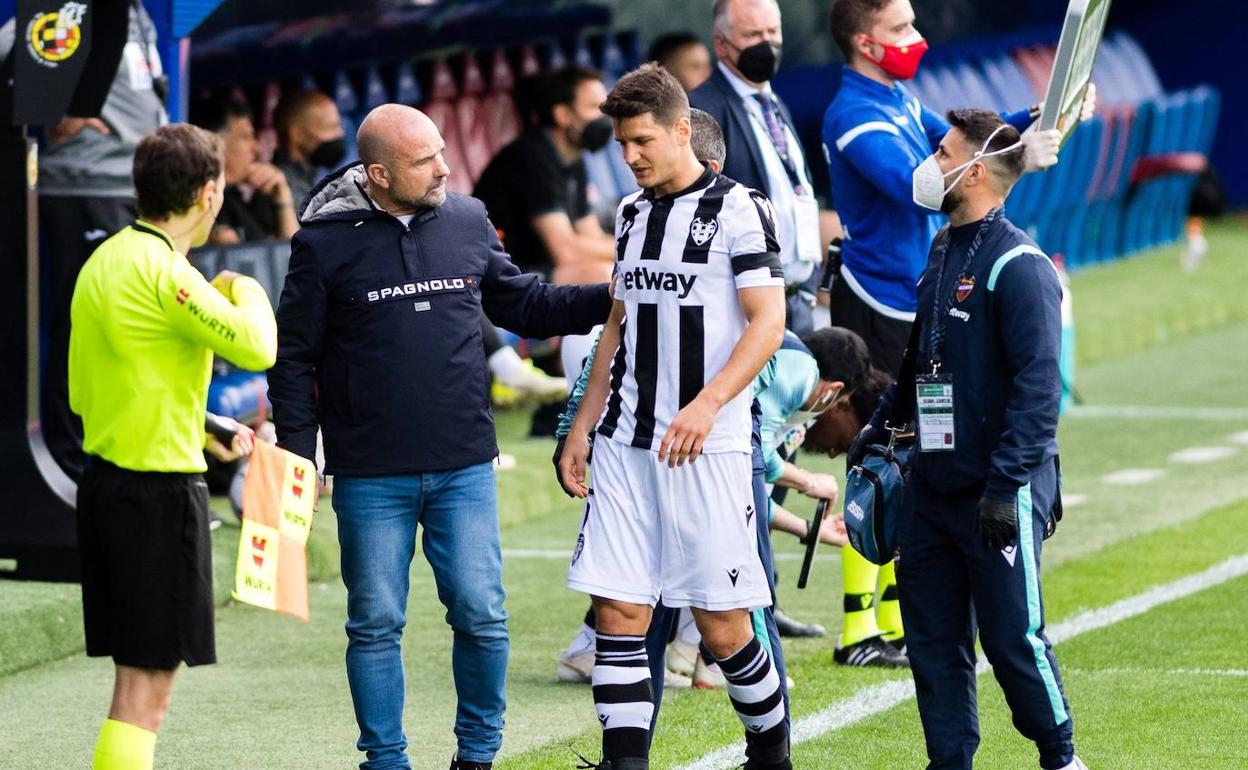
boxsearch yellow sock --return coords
[876,560,905,641]
[93,719,156,770]
[840,547,883,647]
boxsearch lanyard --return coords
[927,206,1001,372]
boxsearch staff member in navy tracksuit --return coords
[854,109,1086,770]
[269,104,611,770]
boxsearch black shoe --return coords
[885,635,906,656]
[833,634,909,668]
[572,752,648,770]
[449,757,492,770]
[741,758,792,770]
[773,607,826,638]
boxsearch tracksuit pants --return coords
[897,458,1074,770]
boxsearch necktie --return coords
[752,92,801,190]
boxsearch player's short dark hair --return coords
[946,108,1026,192]
[189,93,253,134]
[690,108,726,167]
[828,0,893,61]
[649,32,703,68]
[849,366,891,426]
[533,64,604,128]
[601,63,690,127]
[801,327,872,393]
[133,124,224,221]
[273,88,333,141]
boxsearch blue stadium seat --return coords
[363,66,390,112]
[395,62,423,105]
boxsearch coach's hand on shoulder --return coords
[975,496,1018,552]
[659,395,717,468]
[559,430,591,498]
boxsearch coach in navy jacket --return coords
[268,105,609,770]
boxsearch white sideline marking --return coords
[1064,667,1248,679]
[676,553,1248,770]
[502,549,837,563]
[1169,446,1239,464]
[1229,432,1248,445]
[1061,494,1087,508]
[1101,468,1164,486]
[1065,405,1248,420]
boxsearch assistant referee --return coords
[69,123,276,770]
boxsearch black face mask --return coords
[309,137,347,168]
[579,116,614,153]
[734,40,782,83]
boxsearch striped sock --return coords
[715,637,788,764]
[592,633,653,762]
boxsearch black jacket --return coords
[689,65,812,202]
[872,215,1062,500]
[269,164,611,475]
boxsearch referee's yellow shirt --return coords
[69,221,277,473]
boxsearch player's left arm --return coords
[984,252,1064,502]
[659,284,785,467]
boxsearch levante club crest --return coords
[25,2,88,68]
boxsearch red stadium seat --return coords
[482,49,521,155]
[423,59,473,194]
[455,55,495,182]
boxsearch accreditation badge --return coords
[915,372,955,452]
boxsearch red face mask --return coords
[865,33,928,80]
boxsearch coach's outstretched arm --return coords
[659,284,786,468]
[559,300,624,498]
[480,211,612,339]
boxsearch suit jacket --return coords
[689,65,813,200]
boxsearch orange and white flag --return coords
[232,441,318,621]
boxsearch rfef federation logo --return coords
[25,2,88,68]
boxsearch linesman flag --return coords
[232,441,318,621]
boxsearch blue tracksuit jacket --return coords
[821,67,1032,316]
[873,213,1062,501]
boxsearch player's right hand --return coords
[558,431,591,498]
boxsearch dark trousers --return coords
[827,275,912,376]
[647,448,789,735]
[39,195,136,480]
[897,459,1074,770]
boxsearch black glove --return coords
[846,423,882,469]
[976,496,1018,551]
[551,435,566,475]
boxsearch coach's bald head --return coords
[357,104,450,214]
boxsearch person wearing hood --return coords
[267,103,611,770]
[690,0,835,339]
[272,88,347,211]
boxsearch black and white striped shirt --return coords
[597,168,784,454]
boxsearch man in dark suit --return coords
[690,0,836,338]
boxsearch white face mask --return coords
[912,124,1021,211]
[783,385,842,430]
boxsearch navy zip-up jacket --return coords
[269,164,611,475]
[872,213,1062,500]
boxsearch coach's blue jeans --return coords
[334,463,509,769]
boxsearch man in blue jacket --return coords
[268,104,611,770]
[854,109,1083,770]
[823,0,1085,372]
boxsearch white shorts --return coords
[566,437,771,611]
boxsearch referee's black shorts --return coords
[77,456,216,669]
[828,275,913,377]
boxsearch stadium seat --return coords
[395,62,423,105]
[254,81,282,164]
[481,49,522,155]
[455,54,496,183]
[207,371,270,425]
[364,66,390,112]
[422,59,474,194]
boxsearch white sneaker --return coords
[785,675,795,691]
[1053,758,1088,770]
[692,657,726,689]
[557,648,595,683]
[664,668,692,689]
[666,640,699,677]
